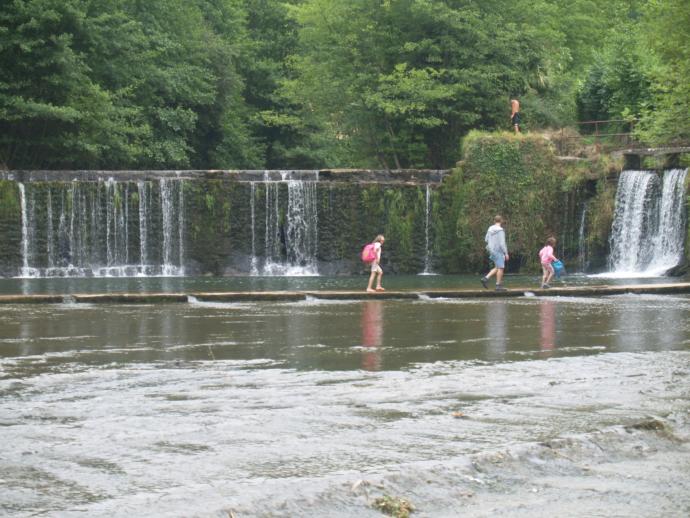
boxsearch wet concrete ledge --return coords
[1,168,448,184]
[0,283,689,304]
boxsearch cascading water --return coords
[577,201,588,272]
[11,170,446,278]
[138,180,149,268]
[46,188,55,268]
[16,178,186,278]
[285,180,318,271]
[262,171,319,276]
[646,168,688,273]
[608,171,659,274]
[18,183,38,277]
[263,179,282,272]
[249,182,259,275]
[106,178,126,267]
[606,168,688,276]
[420,184,435,275]
[160,178,185,277]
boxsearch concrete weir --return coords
[1,283,689,304]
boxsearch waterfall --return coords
[105,179,121,267]
[262,172,319,276]
[646,168,688,273]
[18,183,38,277]
[606,169,687,276]
[161,178,173,272]
[57,193,70,271]
[577,201,588,272]
[90,186,100,267]
[420,185,435,275]
[10,169,451,278]
[46,189,54,268]
[100,179,135,276]
[69,183,79,267]
[178,180,185,274]
[160,178,185,277]
[249,182,259,275]
[138,181,149,268]
[124,183,130,264]
[15,178,186,278]
[264,180,282,271]
[285,180,318,272]
[608,171,659,274]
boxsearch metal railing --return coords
[556,119,639,155]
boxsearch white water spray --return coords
[577,201,588,272]
[262,172,319,276]
[604,168,687,277]
[16,178,186,278]
[420,184,435,275]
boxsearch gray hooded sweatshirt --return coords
[485,224,508,256]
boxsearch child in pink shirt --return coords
[366,235,386,292]
[539,237,558,289]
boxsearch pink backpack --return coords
[361,243,377,263]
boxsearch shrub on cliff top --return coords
[436,131,565,271]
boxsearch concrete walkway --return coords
[0,283,689,304]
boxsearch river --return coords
[1,279,689,516]
[0,273,683,296]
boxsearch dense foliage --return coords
[636,0,690,145]
[0,0,256,169]
[0,0,687,170]
[433,132,575,272]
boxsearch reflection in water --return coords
[5,273,677,297]
[540,299,556,356]
[485,301,508,358]
[19,312,31,356]
[614,295,686,352]
[361,300,383,371]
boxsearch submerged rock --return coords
[373,494,415,518]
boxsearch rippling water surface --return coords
[1,293,689,516]
[1,272,686,295]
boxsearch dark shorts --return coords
[511,112,520,126]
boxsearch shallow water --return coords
[1,272,686,296]
[1,294,689,516]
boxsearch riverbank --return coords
[1,282,689,304]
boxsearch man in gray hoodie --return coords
[481,215,509,291]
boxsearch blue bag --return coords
[552,259,565,278]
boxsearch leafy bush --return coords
[436,131,570,272]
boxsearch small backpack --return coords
[361,243,377,263]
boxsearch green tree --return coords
[519,0,644,129]
[0,0,257,169]
[575,28,652,123]
[637,0,690,144]
[192,0,262,168]
[0,0,142,168]
[285,0,551,169]
[91,0,255,168]
[238,0,321,168]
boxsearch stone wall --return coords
[0,172,444,277]
[0,153,613,277]
[0,180,21,275]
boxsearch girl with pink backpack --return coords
[362,235,386,292]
